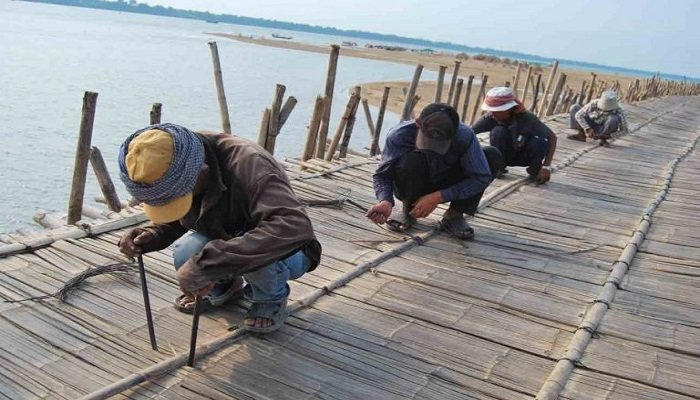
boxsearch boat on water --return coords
[271,33,293,40]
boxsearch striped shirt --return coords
[575,100,629,133]
[373,121,492,204]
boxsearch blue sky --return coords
[143,0,700,78]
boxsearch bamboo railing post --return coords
[409,95,421,120]
[149,103,162,125]
[361,99,376,150]
[512,62,523,98]
[402,64,423,121]
[469,75,488,125]
[325,92,360,161]
[278,96,297,131]
[371,86,390,156]
[207,41,231,134]
[316,44,340,159]
[537,60,559,117]
[520,66,534,105]
[434,65,447,102]
[264,84,286,155]
[530,74,542,111]
[257,108,271,148]
[546,73,567,116]
[586,73,598,103]
[302,96,325,162]
[452,78,464,110]
[67,91,98,225]
[578,81,588,105]
[460,75,474,122]
[446,60,461,105]
[89,147,121,212]
[339,87,361,158]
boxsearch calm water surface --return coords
[0,1,438,233]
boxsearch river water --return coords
[1,1,439,233]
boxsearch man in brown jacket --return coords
[117,123,321,333]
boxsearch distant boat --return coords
[342,41,358,47]
[205,20,219,24]
[271,33,293,40]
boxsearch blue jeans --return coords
[172,231,310,303]
[569,104,621,139]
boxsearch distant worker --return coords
[472,87,557,184]
[117,124,321,333]
[366,103,502,240]
[568,90,629,146]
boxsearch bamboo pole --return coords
[469,75,488,125]
[207,41,231,134]
[67,91,98,225]
[460,75,474,123]
[278,96,297,131]
[586,73,598,103]
[316,44,340,159]
[401,64,423,121]
[371,86,390,156]
[325,92,361,161]
[537,60,559,117]
[264,84,286,154]
[520,66,534,105]
[446,60,461,105]
[434,65,447,102]
[137,255,158,351]
[187,295,202,367]
[339,87,361,158]
[89,147,121,212]
[512,62,523,98]
[408,95,421,120]
[361,98,376,151]
[302,96,325,162]
[530,74,542,111]
[256,108,271,148]
[149,103,162,125]
[451,78,464,110]
[545,73,567,116]
[32,211,64,229]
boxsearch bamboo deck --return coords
[1,95,699,399]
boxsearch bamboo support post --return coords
[257,108,271,148]
[434,65,447,102]
[207,41,231,134]
[67,91,98,225]
[149,103,162,125]
[469,75,488,125]
[89,147,121,212]
[537,60,559,117]
[451,78,464,110]
[317,45,340,159]
[33,211,64,229]
[302,96,325,162]
[521,66,533,104]
[370,86,390,156]
[339,87,361,158]
[361,98,376,151]
[578,80,588,105]
[446,60,461,105]
[408,95,421,120]
[460,75,474,122]
[530,74,542,111]
[401,64,423,121]
[264,84,286,155]
[586,73,598,103]
[278,96,297,130]
[545,73,567,116]
[512,62,523,97]
[325,92,361,161]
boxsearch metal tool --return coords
[187,295,202,367]
[137,255,158,351]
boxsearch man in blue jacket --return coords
[366,103,502,240]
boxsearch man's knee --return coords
[172,231,210,270]
[395,151,425,175]
[603,115,621,134]
[489,126,511,148]
[482,145,505,176]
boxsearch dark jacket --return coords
[138,133,321,286]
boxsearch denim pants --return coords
[172,231,310,302]
[569,104,621,139]
[489,126,548,175]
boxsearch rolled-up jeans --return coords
[172,231,310,303]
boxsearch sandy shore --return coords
[213,33,637,119]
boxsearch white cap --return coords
[598,91,620,111]
[481,87,519,112]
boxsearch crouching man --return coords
[117,123,321,333]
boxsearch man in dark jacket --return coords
[117,123,321,333]
[366,103,502,240]
[472,87,557,184]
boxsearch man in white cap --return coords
[116,123,321,333]
[568,90,629,146]
[472,87,557,184]
[366,103,503,240]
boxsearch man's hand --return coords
[410,191,442,218]
[536,166,551,184]
[118,229,154,258]
[366,200,393,224]
[585,128,595,137]
[176,259,214,295]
